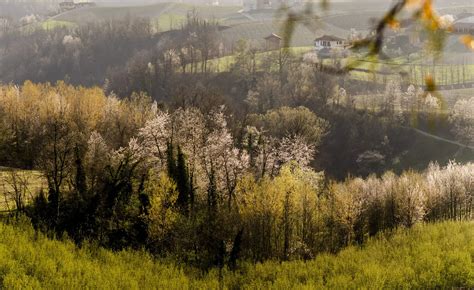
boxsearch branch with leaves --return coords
[280,0,474,89]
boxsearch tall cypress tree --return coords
[166,142,176,179]
[167,143,191,214]
[74,146,87,199]
[207,168,217,219]
[229,228,243,270]
[137,174,151,246]
[175,145,190,214]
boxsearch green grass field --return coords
[54,3,240,31]
[181,47,474,87]
[345,55,474,86]
[0,169,46,211]
[185,46,314,72]
[395,127,474,172]
[41,20,75,30]
[0,220,472,288]
[152,13,186,31]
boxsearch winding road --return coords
[404,126,474,151]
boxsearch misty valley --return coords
[0,0,473,288]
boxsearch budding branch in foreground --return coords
[281,0,473,89]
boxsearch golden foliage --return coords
[460,35,474,51]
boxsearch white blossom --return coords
[62,35,82,49]
[138,111,171,167]
[450,97,474,145]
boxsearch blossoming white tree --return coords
[450,97,474,146]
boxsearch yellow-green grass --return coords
[55,3,240,25]
[345,57,474,86]
[153,14,187,32]
[182,50,474,87]
[0,169,46,211]
[17,19,75,34]
[0,219,195,289]
[41,20,76,30]
[184,46,314,73]
[0,220,472,288]
[230,221,474,289]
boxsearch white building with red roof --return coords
[314,35,346,51]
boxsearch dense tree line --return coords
[0,17,158,86]
[0,14,225,94]
[0,1,472,284]
[2,14,450,177]
[0,82,471,269]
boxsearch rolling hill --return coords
[0,220,472,288]
[53,2,241,29]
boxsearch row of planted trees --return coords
[0,82,472,269]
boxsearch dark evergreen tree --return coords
[138,175,151,216]
[175,146,191,214]
[166,143,191,214]
[29,189,50,229]
[47,187,59,226]
[74,146,87,199]
[166,142,176,179]
[137,174,151,245]
[207,168,218,219]
[228,228,243,270]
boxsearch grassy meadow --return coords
[29,1,474,88]
[40,20,76,30]
[185,46,314,72]
[394,128,474,172]
[54,3,240,31]
[179,48,474,87]
[347,60,474,87]
[0,169,46,211]
[0,220,472,288]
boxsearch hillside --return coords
[0,220,472,288]
[53,2,241,30]
[395,126,474,172]
[1,1,474,288]
[50,2,352,37]
[220,20,348,47]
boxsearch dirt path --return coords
[406,126,474,150]
[238,11,256,21]
[157,2,178,17]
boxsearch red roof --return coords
[315,35,345,42]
